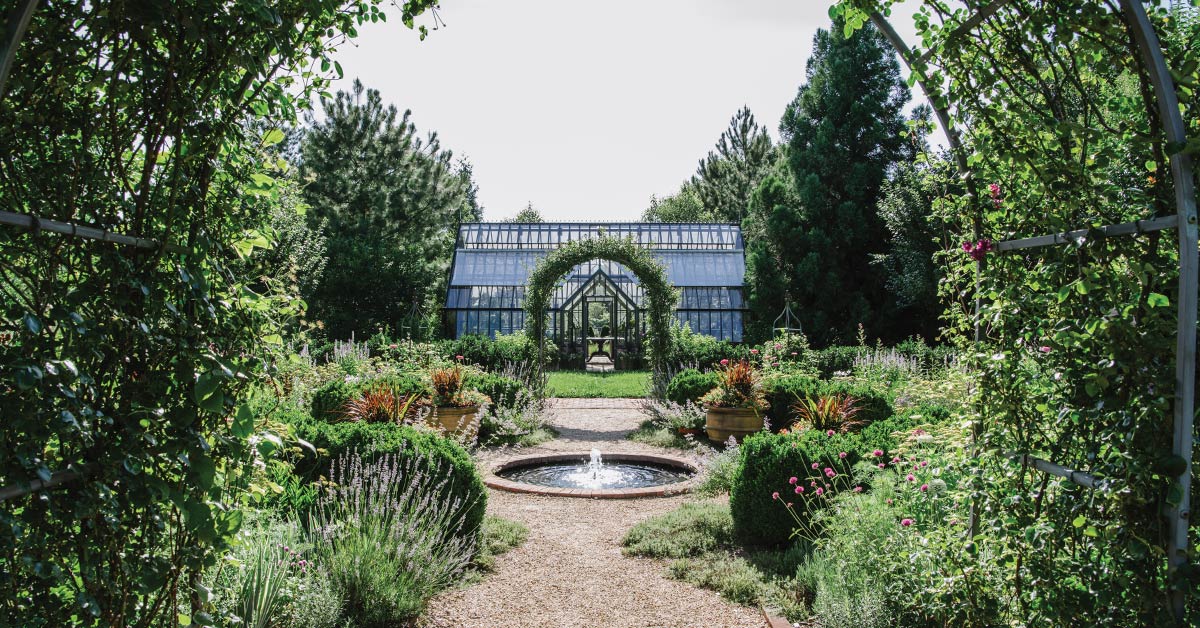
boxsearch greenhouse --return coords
[444,222,746,367]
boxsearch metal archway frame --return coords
[862,1,1195,621]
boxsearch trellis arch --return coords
[524,235,677,378]
[838,0,1197,622]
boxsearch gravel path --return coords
[420,399,763,628]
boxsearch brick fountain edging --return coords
[484,451,698,499]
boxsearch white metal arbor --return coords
[858,0,1196,621]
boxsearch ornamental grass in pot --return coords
[701,359,769,443]
[428,362,490,439]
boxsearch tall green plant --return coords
[0,1,439,625]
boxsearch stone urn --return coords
[430,405,480,439]
[705,407,763,443]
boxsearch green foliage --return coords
[299,79,477,339]
[750,18,912,346]
[441,331,547,371]
[666,368,720,405]
[525,236,676,377]
[545,370,651,398]
[662,320,751,369]
[642,181,715,222]
[729,430,862,546]
[762,376,892,429]
[464,372,527,411]
[505,202,544,223]
[206,517,342,628]
[694,442,743,497]
[310,374,429,420]
[294,422,486,545]
[0,0,440,624]
[692,107,777,224]
[622,502,736,559]
[309,451,476,626]
[472,516,529,573]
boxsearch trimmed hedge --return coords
[729,430,864,546]
[293,421,487,544]
[464,372,527,411]
[665,368,719,405]
[763,376,892,429]
[310,374,429,420]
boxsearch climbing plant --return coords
[832,1,1200,625]
[0,1,439,626]
[524,235,677,378]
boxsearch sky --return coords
[328,0,926,222]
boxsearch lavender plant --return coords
[309,450,478,626]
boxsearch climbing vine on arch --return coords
[524,235,677,377]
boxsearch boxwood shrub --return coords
[293,421,487,544]
[729,429,863,546]
[665,368,719,405]
[310,374,430,420]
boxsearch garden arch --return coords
[839,1,1197,622]
[524,235,677,379]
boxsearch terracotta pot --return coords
[705,407,763,443]
[430,405,480,439]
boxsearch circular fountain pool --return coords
[486,452,697,498]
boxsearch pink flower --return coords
[906,474,915,482]
[825,470,836,479]
[838,452,847,459]
[920,484,929,492]
[892,456,900,463]
[455,354,464,361]
[774,343,782,350]
[854,486,863,493]
[815,487,824,496]
[873,449,883,457]
[826,429,835,436]
[720,358,729,366]
[1038,346,1051,353]
[772,491,780,500]
[920,461,929,468]
[877,463,886,468]
[811,462,819,469]
[786,502,793,507]
[794,486,804,494]
[750,349,759,355]
[388,344,397,349]
[790,352,798,356]
[886,499,894,505]
[901,518,913,527]
[788,476,798,485]
[912,428,926,436]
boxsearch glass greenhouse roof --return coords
[445,222,746,312]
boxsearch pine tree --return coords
[299,79,473,338]
[693,107,775,224]
[507,202,544,222]
[758,19,911,345]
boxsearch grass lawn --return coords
[545,370,651,398]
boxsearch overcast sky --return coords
[328,0,926,222]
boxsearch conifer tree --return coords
[299,79,473,338]
[751,19,911,345]
[693,106,775,224]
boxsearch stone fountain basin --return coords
[485,452,698,498]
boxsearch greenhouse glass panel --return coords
[445,222,748,364]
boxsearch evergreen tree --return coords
[693,107,775,224]
[755,19,911,345]
[641,181,715,222]
[299,79,472,339]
